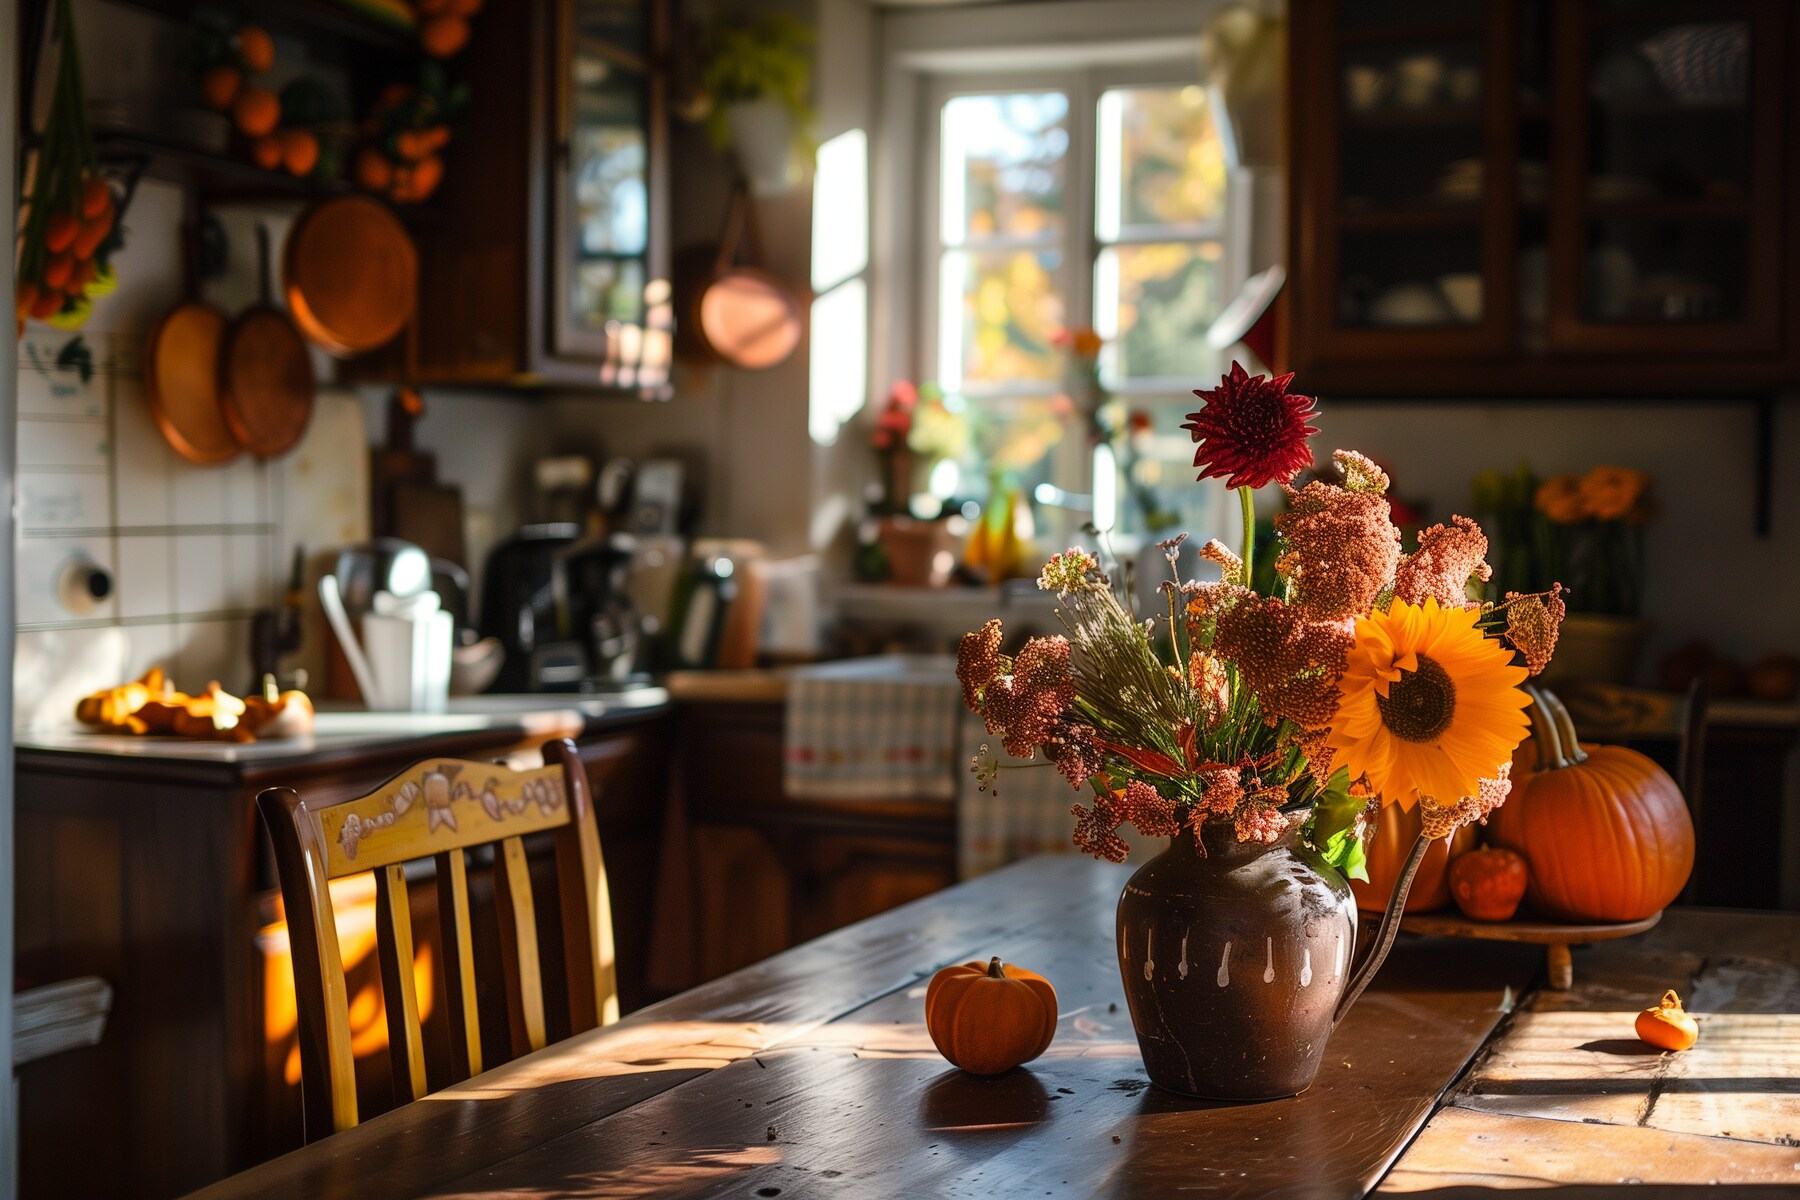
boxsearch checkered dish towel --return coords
[784,655,961,799]
[958,710,1163,879]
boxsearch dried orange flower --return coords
[1038,548,1100,593]
[1335,449,1391,495]
[1192,760,1246,816]
[1211,593,1353,730]
[1275,478,1402,621]
[956,618,1006,709]
[1234,795,1292,845]
[984,635,1075,758]
[1418,765,1513,839]
[1072,793,1129,862]
[1049,722,1103,789]
[1394,516,1493,610]
[1119,779,1180,838]
[1199,537,1244,585]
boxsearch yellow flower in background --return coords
[1326,597,1531,812]
[1580,466,1651,522]
[1534,474,1587,524]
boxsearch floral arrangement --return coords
[957,364,1566,870]
[1051,326,1111,443]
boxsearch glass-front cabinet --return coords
[1289,0,1796,396]
[552,0,657,363]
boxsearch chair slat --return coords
[494,835,547,1055]
[548,740,620,1030]
[434,848,483,1081]
[374,863,429,1103]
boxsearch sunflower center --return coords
[1376,654,1457,743]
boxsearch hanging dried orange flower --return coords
[1181,362,1319,490]
[1234,795,1292,845]
[1211,593,1353,730]
[1049,722,1103,789]
[1504,585,1566,676]
[1199,537,1244,584]
[984,635,1075,758]
[1071,793,1129,862]
[1419,765,1514,839]
[1394,516,1493,609]
[1191,760,1246,816]
[1275,478,1402,621]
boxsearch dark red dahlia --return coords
[1181,362,1319,490]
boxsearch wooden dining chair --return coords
[258,737,619,1139]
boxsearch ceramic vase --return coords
[1117,818,1382,1099]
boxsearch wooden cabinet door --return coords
[1290,0,1518,369]
[1545,0,1785,357]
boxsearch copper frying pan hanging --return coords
[220,225,315,459]
[143,221,238,466]
[694,180,803,370]
[283,193,418,357]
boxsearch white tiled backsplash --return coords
[14,329,282,732]
[13,177,370,734]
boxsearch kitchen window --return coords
[917,67,1245,541]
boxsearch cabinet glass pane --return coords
[564,5,648,338]
[1582,218,1746,323]
[1339,39,1485,211]
[1586,20,1750,205]
[575,0,645,59]
[1340,0,1481,33]
[1337,226,1483,328]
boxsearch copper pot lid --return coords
[284,194,418,357]
[144,301,239,466]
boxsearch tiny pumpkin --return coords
[925,956,1057,1075]
[1635,989,1698,1051]
[1448,847,1529,922]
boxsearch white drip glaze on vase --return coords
[1263,937,1275,983]
[1300,947,1313,987]
[1178,931,1190,980]
[1216,941,1232,987]
[1142,928,1155,981]
[1334,932,1346,978]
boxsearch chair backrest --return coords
[258,737,619,1139]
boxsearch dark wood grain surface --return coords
[188,855,1539,1199]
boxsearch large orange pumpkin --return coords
[1485,689,1694,922]
[925,956,1057,1075]
[1351,801,1478,913]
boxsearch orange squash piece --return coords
[1448,847,1529,922]
[925,957,1057,1076]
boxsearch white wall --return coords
[1313,400,1799,673]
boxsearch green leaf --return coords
[55,334,92,382]
[1321,824,1369,883]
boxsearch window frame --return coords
[915,63,1250,481]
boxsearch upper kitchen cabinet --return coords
[364,0,670,391]
[1288,0,1798,397]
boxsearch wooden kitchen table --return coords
[188,855,1545,1198]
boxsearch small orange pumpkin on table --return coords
[1636,989,1699,1051]
[1448,847,1529,922]
[925,957,1057,1075]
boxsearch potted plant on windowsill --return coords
[699,12,814,195]
[954,364,1566,1099]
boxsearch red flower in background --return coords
[1181,362,1319,490]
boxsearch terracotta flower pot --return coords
[1116,820,1358,1099]
[1351,803,1477,914]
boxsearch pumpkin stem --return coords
[1524,685,1574,771]
[1540,689,1588,765]
[986,956,1007,979]
[1661,989,1683,1010]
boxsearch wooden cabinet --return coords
[670,700,958,987]
[359,0,669,390]
[13,711,671,1200]
[1288,0,1799,396]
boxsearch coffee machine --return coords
[478,527,645,692]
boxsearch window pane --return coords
[939,249,1065,390]
[1096,86,1226,237]
[940,92,1069,245]
[1095,242,1222,381]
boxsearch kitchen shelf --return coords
[1338,19,1485,46]
[92,127,351,199]
[1585,197,1753,221]
[107,0,419,56]
[1343,107,1485,130]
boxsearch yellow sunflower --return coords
[1326,597,1531,811]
